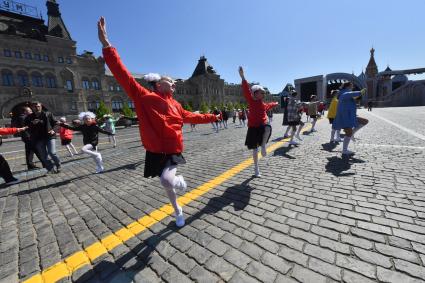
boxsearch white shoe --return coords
[289,140,299,145]
[175,207,185,227]
[254,167,261,178]
[5,178,20,186]
[261,146,267,157]
[295,135,302,141]
[96,165,104,174]
[342,150,355,155]
[174,175,187,192]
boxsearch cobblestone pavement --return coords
[1,108,425,283]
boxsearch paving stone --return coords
[342,270,377,283]
[352,247,392,268]
[375,243,421,264]
[377,266,423,283]
[188,265,220,283]
[393,259,425,280]
[304,244,335,264]
[308,257,341,281]
[260,252,292,273]
[291,264,328,283]
[319,237,350,254]
[229,271,260,283]
[336,254,376,279]
[278,246,308,267]
[223,248,252,270]
[245,261,277,283]
[204,255,237,281]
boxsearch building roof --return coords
[366,48,378,78]
[191,56,217,78]
[0,9,48,41]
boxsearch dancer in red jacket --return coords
[0,127,27,185]
[98,17,219,227]
[238,66,278,177]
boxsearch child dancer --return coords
[59,112,112,173]
[286,91,305,145]
[327,90,342,143]
[99,17,219,227]
[238,66,278,177]
[333,82,368,155]
[102,114,118,147]
[308,95,319,132]
[59,117,78,156]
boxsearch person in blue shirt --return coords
[332,82,369,155]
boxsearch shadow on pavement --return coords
[321,142,339,152]
[79,177,255,282]
[273,145,296,159]
[325,155,366,177]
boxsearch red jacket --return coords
[241,80,278,127]
[59,127,73,140]
[0,128,18,135]
[103,47,217,154]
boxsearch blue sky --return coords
[30,0,425,93]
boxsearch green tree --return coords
[227,101,234,110]
[183,102,192,112]
[200,101,209,113]
[95,101,111,119]
[121,103,134,117]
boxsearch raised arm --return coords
[98,17,149,101]
[96,125,112,135]
[264,102,279,112]
[239,66,254,104]
[180,107,218,124]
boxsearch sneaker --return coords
[335,137,342,142]
[351,136,357,142]
[5,178,20,186]
[330,138,335,143]
[254,167,261,178]
[175,207,185,227]
[342,150,355,155]
[260,145,267,157]
[28,165,39,170]
[295,135,303,141]
[283,135,289,139]
[56,165,61,173]
[289,140,299,145]
[96,165,105,174]
[174,175,187,191]
[45,169,56,175]
[310,129,317,132]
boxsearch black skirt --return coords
[245,125,272,150]
[328,118,334,124]
[144,151,186,178]
[282,109,288,126]
[61,139,72,146]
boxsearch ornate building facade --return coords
[0,0,252,123]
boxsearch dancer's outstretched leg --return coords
[69,143,78,154]
[65,145,74,157]
[260,126,271,157]
[289,125,299,145]
[295,122,304,140]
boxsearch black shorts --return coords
[245,125,272,150]
[61,139,72,146]
[328,118,334,124]
[282,114,289,126]
[144,151,186,178]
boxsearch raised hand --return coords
[238,66,245,80]
[97,17,111,48]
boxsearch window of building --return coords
[4,49,12,57]
[34,54,41,61]
[2,70,14,86]
[128,101,135,110]
[71,102,77,110]
[111,100,123,112]
[15,51,22,58]
[58,57,64,63]
[46,75,56,88]
[82,80,90,90]
[66,80,73,92]
[43,55,49,62]
[24,52,32,59]
[109,85,114,91]
[116,85,121,91]
[32,73,43,87]
[92,79,100,90]
[88,101,100,112]
[66,57,72,64]
[17,72,29,87]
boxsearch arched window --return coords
[88,100,100,112]
[92,78,101,90]
[2,69,14,86]
[45,73,57,88]
[111,97,123,112]
[31,72,43,87]
[17,71,29,87]
[82,77,90,90]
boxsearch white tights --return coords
[160,165,180,214]
[81,144,102,166]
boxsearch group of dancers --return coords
[0,17,369,231]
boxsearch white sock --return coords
[343,136,351,152]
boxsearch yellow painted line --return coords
[22,122,316,283]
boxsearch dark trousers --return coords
[24,140,42,168]
[0,154,14,182]
[34,140,54,171]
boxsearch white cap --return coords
[251,85,265,93]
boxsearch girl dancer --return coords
[0,126,27,185]
[327,90,342,143]
[308,95,319,132]
[98,17,219,227]
[238,66,278,177]
[286,91,305,145]
[59,112,112,173]
[332,82,368,155]
[102,114,118,147]
[59,117,78,156]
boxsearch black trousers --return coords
[0,154,14,182]
[24,140,42,168]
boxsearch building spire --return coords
[46,0,72,40]
[366,47,378,78]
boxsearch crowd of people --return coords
[0,17,370,230]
